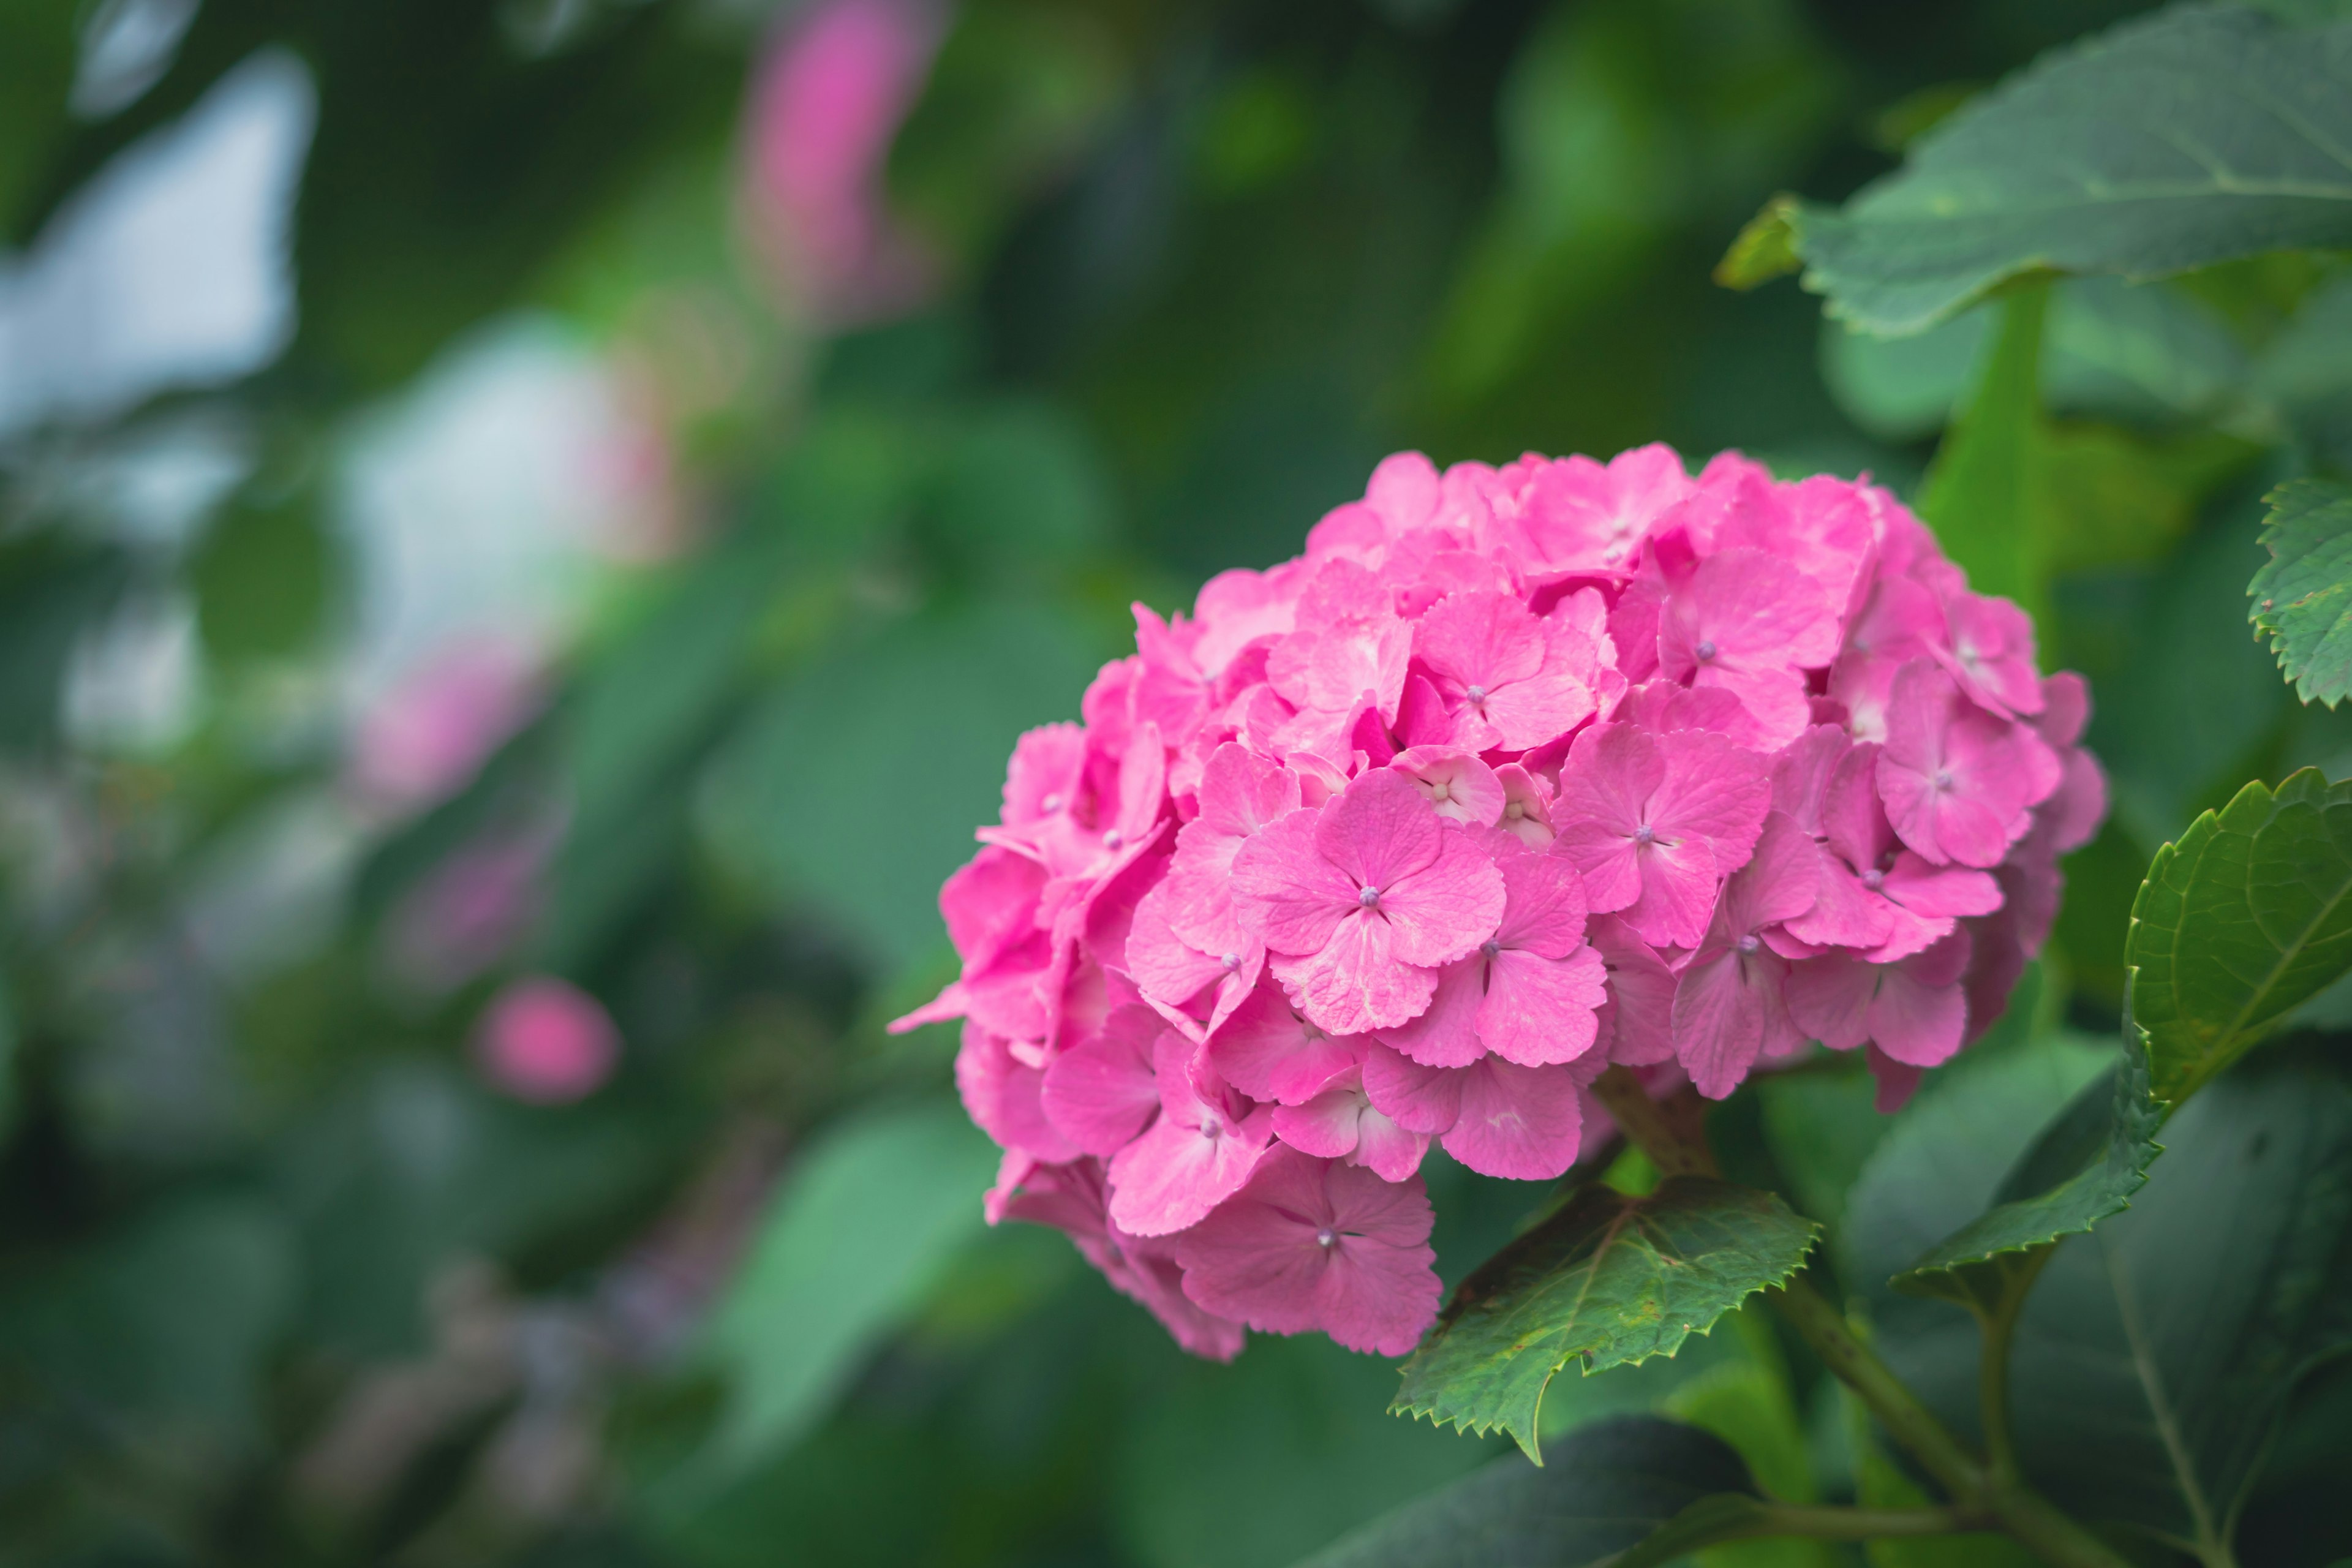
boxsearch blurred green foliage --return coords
[2,1,2350,1566]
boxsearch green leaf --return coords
[1890,1052,2352,1558]
[692,1099,1000,1483]
[1294,1415,1759,1568]
[2250,478,2352,706]
[703,597,1102,974]
[1122,1332,1499,1568]
[1716,195,1803,290]
[1390,1177,1819,1462]
[2124,767,2352,1106]
[1843,1030,2117,1326]
[1891,1032,2163,1306]
[1757,7,2352,336]
[1611,1495,1788,1568]
[1919,287,2048,624]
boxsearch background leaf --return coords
[1769,6,2352,336]
[1294,1415,1758,1568]
[1391,1177,1819,1461]
[690,1098,1001,1484]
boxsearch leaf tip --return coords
[1714,195,1803,291]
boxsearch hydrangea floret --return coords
[894,446,2106,1360]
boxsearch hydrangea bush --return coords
[898,445,2104,1360]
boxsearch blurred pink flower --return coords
[386,826,554,994]
[477,977,620,1104]
[745,0,944,323]
[352,635,546,812]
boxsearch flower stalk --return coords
[1589,1066,2135,1568]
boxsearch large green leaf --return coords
[1120,1333,1498,1568]
[692,1099,1000,1485]
[2250,478,2352,706]
[1730,6,2352,336]
[1294,1415,1759,1568]
[1902,1054,2352,1559]
[2124,767,2352,1106]
[1390,1178,1819,1462]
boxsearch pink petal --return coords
[1270,1068,1369,1159]
[1880,854,2002,920]
[1492,839,1590,957]
[1550,821,1642,914]
[1588,915,1677,1066]
[1621,834,1721,950]
[1377,823,1507,968]
[1376,955,1487,1068]
[1783,954,1876,1052]
[1314,768,1446,893]
[1270,911,1439,1036]
[1351,1107,1430,1183]
[1360,1041,1464,1134]
[1390,747,1506,827]
[1107,1106,1271,1237]
[1413,589,1547,693]
[1441,1057,1586,1180]
[1868,963,1969,1068]
[1229,808,1354,955]
[1479,944,1606,1066]
[1868,1046,1924,1112]
[1207,979,1359,1105]
[1782,845,1895,951]
[1650,728,1772,864]
[1170,1149,1441,1356]
[1671,948,1779,1100]
[958,1023,1082,1162]
[1040,1005,1165,1156]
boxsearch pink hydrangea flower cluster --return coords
[894,447,2106,1360]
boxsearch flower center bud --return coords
[1695,639,1717,662]
[1199,1114,1223,1140]
[1737,933,1760,954]
[1480,940,1500,960]
[1358,885,1382,908]
[1465,684,1488,704]
[1040,793,1063,813]
[1932,769,1954,791]
[1219,952,1241,971]
[1315,1228,1336,1250]
[1861,868,1885,891]
[1103,828,1125,849]
[1633,824,1656,845]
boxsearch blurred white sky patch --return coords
[0,48,314,436]
[65,589,207,755]
[72,0,203,119]
[337,315,649,704]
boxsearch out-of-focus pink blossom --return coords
[351,635,545,812]
[895,443,2105,1362]
[476,977,620,1104]
[743,0,944,323]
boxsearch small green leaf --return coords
[1715,195,1803,290]
[1760,7,2352,336]
[1391,1178,1819,1462]
[1295,1415,1758,1568]
[1892,1033,2163,1305]
[2125,768,2352,1106]
[2250,478,2352,706]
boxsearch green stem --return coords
[1588,1066,2138,1568]
[1975,1251,2054,1485]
